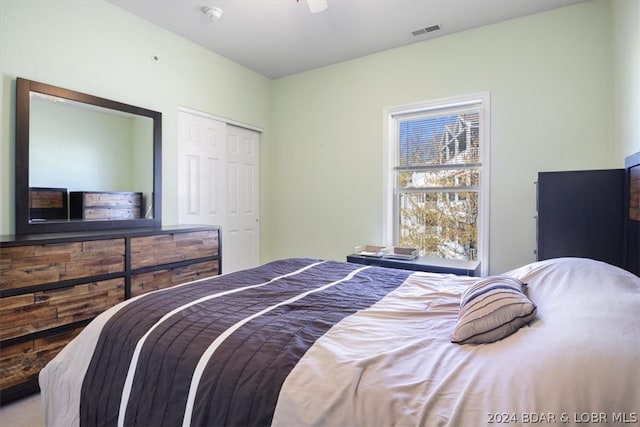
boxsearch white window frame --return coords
[382,92,491,275]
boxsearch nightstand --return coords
[346,254,480,277]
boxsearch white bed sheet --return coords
[273,257,640,426]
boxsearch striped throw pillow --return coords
[451,276,537,345]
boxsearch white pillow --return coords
[451,276,537,345]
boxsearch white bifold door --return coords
[178,110,260,274]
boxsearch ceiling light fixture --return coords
[297,0,328,14]
[202,6,223,20]
[307,0,328,13]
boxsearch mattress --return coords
[40,257,640,426]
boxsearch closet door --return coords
[178,111,260,273]
[225,125,260,273]
[178,111,226,228]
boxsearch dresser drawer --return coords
[131,260,220,297]
[82,192,141,207]
[70,191,142,220]
[0,239,125,292]
[0,278,125,341]
[0,326,83,393]
[130,230,219,270]
[83,207,140,220]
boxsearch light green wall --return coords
[0,0,271,235]
[131,116,154,214]
[266,0,617,274]
[30,98,141,193]
[612,0,640,161]
[1,0,635,274]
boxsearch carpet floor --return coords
[0,393,45,427]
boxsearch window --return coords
[383,93,490,274]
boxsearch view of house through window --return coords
[386,95,489,265]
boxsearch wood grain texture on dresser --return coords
[0,239,125,292]
[0,278,125,341]
[70,191,143,220]
[131,260,220,297]
[0,225,221,405]
[28,187,67,221]
[131,230,219,270]
[0,327,82,395]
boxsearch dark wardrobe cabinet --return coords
[536,169,626,269]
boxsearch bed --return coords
[40,256,640,426]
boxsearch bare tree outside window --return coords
[396,112,481,261]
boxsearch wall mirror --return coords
[15,77,162,234]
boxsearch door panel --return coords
[178,111,260,273]
[225,125,260,273]
[178,111,226,226]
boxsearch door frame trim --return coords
[178,106,263,133]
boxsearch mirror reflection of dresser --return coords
[69,191,143,220]
[28,187,67,220]
[15,77,162,234]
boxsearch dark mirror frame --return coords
[15,77,162,234]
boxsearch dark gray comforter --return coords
[79,258,411,427]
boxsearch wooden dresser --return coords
[0,225,221,404]
[28,187,68,220]
[70,191,143,220]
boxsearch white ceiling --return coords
[108,0,589,79]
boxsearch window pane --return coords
[398,191,478,261]
[399,112,479,167]
[398,168,479,189]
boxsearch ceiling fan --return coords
[299,0,328,14]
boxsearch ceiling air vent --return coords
[411,24,441,37]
